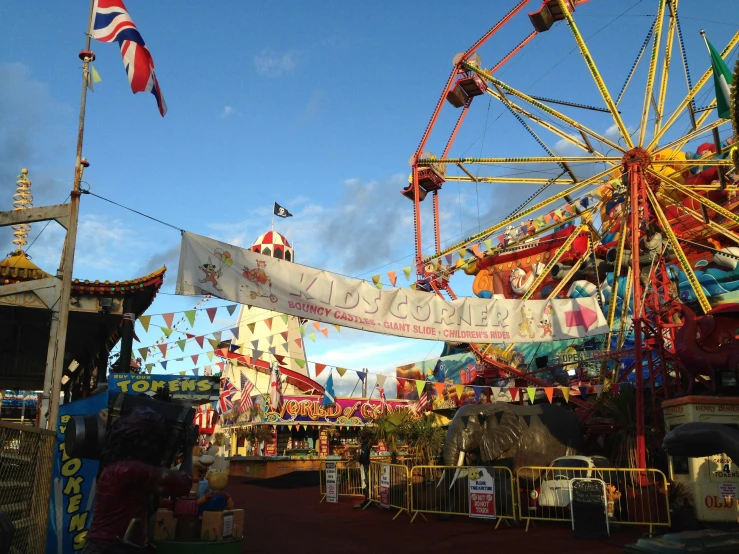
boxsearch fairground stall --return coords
[220,394,416,479]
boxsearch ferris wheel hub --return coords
[621,147,652,171]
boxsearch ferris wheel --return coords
[406,0,739,467]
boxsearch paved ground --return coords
[228,475,647,553]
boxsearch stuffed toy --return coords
[197,469,235,515]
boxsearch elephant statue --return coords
[442,402,583,480]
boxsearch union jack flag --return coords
[239,373,255,413]
[90,0,167,116]
[217,378,237,414]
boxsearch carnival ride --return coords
[405,0,739,468]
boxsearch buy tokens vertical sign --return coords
[325,462,338,503]
[380,464,391,508]
[468,466,496,519]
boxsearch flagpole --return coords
[43,0,95,430]
[271,202,275,234]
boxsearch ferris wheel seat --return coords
[400,183,428,202]
[446,85,469,108]
[417,168,445,193]
[528,0,576,33]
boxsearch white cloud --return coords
[253,49,297,77]
[219,105,242,119]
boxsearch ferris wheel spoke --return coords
[666,99,722,158]
[557,0,634,149]
[486,88,613,159]
[444,175,576,185]
[651,158,733,167]
[657,193,739,245]
[463,62,625,152]
[418,156,622,165]
[647,29,739,151]
[425,166,615,262]
[637,0,667,147]
[653,118,727,155]
[653,0,679,138]
[644,185,712,313]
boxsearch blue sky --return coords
[2,0,738,395]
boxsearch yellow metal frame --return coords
[365,461,414,520]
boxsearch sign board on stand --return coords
[570,478,609,539]
[325,462,338,503]
[468,466,496,519]
[379,464,390,509]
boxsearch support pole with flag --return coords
[322,372,335,407]
[701,30,734,119]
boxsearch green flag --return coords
[703,32,733,119]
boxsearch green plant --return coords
[599,385,657,469]
[255,425,274,444]
[212,432,226,447]
[368,411,412,462]
[398,414,446,465]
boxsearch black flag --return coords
[273,202,293,218]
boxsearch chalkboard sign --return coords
[570,478,609,539]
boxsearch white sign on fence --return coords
[380,464,390,508]
[325,462,338,504]
[176,231,608,344]
[468,467,496,519]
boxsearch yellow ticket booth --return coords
[663,396,739,523]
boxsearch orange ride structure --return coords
[404,0,739,468]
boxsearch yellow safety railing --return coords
[408,465,517,526]
[318,460,365,503]
[517,466,671,533]
[366,461,412,520]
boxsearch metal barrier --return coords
[318,460,365,502]
[366,461,411,519]
[409,465,517,526]
[0,421,55,554]
[517,466,671,533]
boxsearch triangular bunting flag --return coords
[376,374,386,387]
[559,387,570,403]
[320,328,328,338]
[264,318,273,331]
[251,339,259,351]
[410,283,417,290]
[526,387,537,404]
[336,367,347,377]
[444,254,453,265]
[509,388,519,402]
[491,387,501,399]
[162,327,173,338]
[192,368,200,376]
[226,304,237,316]
[138,348,148,361]
[294,338,302,348]
[213,331,222,343]
[158,344,167,357]
[162,313,174,328]
[247,323,256,333]
[139,315,151,332]
[334,325,341,333]
[145,363,153,374]
[313,321,321,331]
[434,382,445,396]
[484,239,492,250]
[308,333,316,342]
[253,350,262,360]
[266,335,273,345]
[387,271,397,287]
[206,351,214,362]
[191,354,199,365]
[161,361,168,370]
[280,331,288,342]
[357,370,367,382]
[206,307,217,323]
[274,354,285,364]
[578,386,588,398]
[374,281,383,290]
[185,310,196,326]
[415,380,426,396]
[295,359,305,369]
[315,363,326,376]
[268,346,276,356]
[208,338,219,349]
[228,327,238,340]
[179,371,186,376]
[402,266,412,280]
[457,248,467,259]
[371,275,381,286]
[455,384,465,399]
[280,313,288,325]
[299,326,306,337]
[177,340,187,352]
[544,388,554,403]
[195,336,205,348]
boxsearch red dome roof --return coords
[251,230,294,261]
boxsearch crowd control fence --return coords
[318,460,365,502]
[0,421,55,554]
[517,466,671,533]
[366,461,412,519]
[408,465,517,526]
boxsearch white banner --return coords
[176,231,608,344]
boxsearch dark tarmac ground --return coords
[228,473,647,553]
